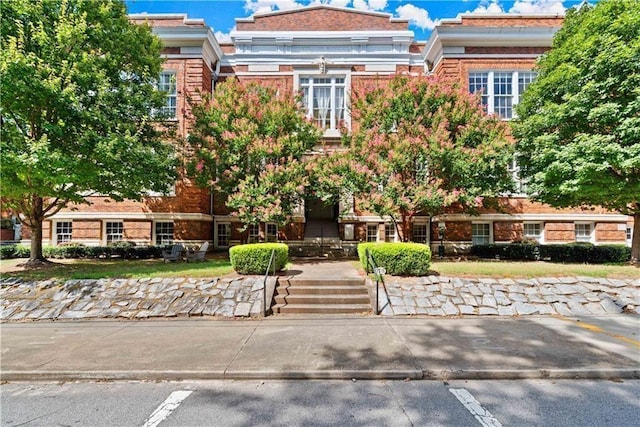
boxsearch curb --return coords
[2,368,638,382]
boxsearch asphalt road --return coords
[2,380,639,427]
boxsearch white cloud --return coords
[352,0,388,11]
[214,27,235,43]
[328,0,351,7]
[469,0,505,14]
[509,0,566,14]
[244,0,304,14]
[395,4,439,30]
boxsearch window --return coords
[265,223,278,242]
[508,157,528,195]
[155,222,174,245]
[366,224,379,242]
[627,227,633,247]
[157,72,177,118]
[575,223,593,243]
[248,223,260,243]
[523,222,542,242]
[472,223,491,245]
[385,224,396,242]
[300,76,346,131]
[55,221,72,245]
[105,221,123,244]
[217,223,230,247]
[412,223,428,244]
[468,71,537,119]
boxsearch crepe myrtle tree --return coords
[312,75,513,241]
[186,78,321,229]
[513,0,640,263]
[0,0,178,264]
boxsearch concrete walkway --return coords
[1,316,638,382]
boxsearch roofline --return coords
[128,13,206,26]
[440,12,565,25]
[236,5,408,23]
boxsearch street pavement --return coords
[1,315,638,382]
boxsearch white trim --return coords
[153,220,175,246]
[103,220,124,246]
[433,213,629,222]
[627,226,633,247]
[575,221,595,244]
[48,212,213,221]
[53,220,73,246]
[523,221,544,244]
[384,222,397,242]
[472,221,493,245]
[366,222,380,243]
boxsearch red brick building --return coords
[8,6,633,253]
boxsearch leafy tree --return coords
[514,0,640,263]
[187,78,321,228]
[313,75,513,241]
[0,0,178,264]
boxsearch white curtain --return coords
[335,87,345,126]
[314,87,331,128]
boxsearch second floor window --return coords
[468,71,537,119]
[158,72,177,118]
[300,76,346,132]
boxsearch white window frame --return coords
[627,226,633,247]
[575,222,594,243]
[154,221,174,246]
[216,222,231,248]
[55,221,73,245]
[157,71,177,118]
[248,223,260,243]
[385,223,396,242]
[265,223,278,242]
[104,221,124,245]
[294,69,351,137]
[523,222,544,244]
[468,70,537,120]
[366,223,379,243]
[472,222,493,245]
[412,223,429,244]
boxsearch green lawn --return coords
[353,259,638,279]
[0,257,234,281]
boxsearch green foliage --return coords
[358,242,432,276]
[0,0,178,261]
[313,75,513,240]
[0,244,168,260]
[472,243,631,264]
[513,0,640,260]
[187,79,321,228]
[229,243,288,274]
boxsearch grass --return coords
[0,257,235,281]
[355,259,639,279]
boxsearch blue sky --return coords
[125,1,585,41]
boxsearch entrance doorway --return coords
[304,196,339,238]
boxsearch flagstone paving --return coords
[1,275,639,321]
[376,276,640,317]
[0,277,267,321]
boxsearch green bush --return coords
[229,243,288,274]
[0,243,169,260]
[0,245,17,259]
[358,242,431,276]
[472,243,630,264]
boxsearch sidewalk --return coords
[1,315,638,382]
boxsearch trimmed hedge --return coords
[0,243,168,260]
[471,243,631,264]
[358,242,431,276]
[229,243,288,274]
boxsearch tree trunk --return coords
[28,196,46,262]
[632,212,640,265]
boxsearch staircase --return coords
[273,277,371,314]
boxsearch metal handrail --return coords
[263,249,276,317]
[365,248,388,315]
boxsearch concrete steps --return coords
[273,277,371,314]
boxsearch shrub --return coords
[358,242,431,276]
[0,245,17,259]
[229,243,288,274]
[472,243,630,264]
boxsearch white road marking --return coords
[142,390,193,427]
[450,388,502,427]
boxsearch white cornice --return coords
[231,30,414,39]
[235,5,407,23]
[152,26,223,67]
